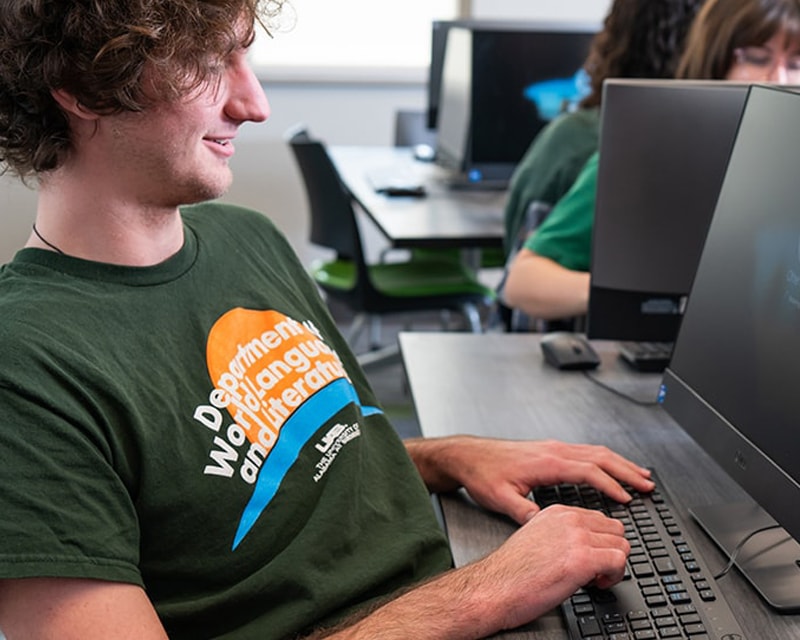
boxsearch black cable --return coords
[581,370,660,407]
[713,523,784,580]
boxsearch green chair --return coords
[285,124,494,361]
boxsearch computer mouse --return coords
[540,332,601,371]
[412,143,436,162]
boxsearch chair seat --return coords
[311,257,494,298]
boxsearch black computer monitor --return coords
[587,79,755,344]
[433,21,597,187]
[660,84,800,612]
[427,19,590,129]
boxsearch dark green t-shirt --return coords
[503,108,600,255]
[0,203,452,639]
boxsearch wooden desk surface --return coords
[399,332,800,639]
[329,146,505,250]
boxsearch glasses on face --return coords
[733,46,800,80]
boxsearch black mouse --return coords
[540,332,601,370]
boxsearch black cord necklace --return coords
[32,223,65,255]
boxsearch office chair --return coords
[492,200,585,333]
[285,124,494,361]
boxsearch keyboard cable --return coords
[581,370,660,407]
[712,523,783,580]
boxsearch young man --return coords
[0,1,654,637]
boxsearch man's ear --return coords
[50,89,101,121]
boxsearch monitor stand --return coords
[690,500,800,612]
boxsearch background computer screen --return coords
[661,84,800,612]
[433,21,597,184]
[435,26,472,176]
[587,79,753,343]
[428,19,480,130]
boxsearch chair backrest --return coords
[494,200,554,332]
[285,124,363,263]
[498,198,586,332]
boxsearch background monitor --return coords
[432,21,597,186]
[587,79,754,343]
[427,19,478,130]
[661,84,800,612]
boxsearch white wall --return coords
[471,0,612,22]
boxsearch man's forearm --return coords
[305,560,513,640]
[304,499,626,640]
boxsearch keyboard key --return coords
[577,615,602,636]
[654,558,677,575]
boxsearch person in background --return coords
[0,1,656,638]
[676,0,800,81]
[503,0,800,324]
[502,0,704,258]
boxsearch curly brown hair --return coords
[0,0,286,178]
[580,0,705,108]
[676,0,800,79]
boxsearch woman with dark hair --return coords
[502,0,704,256]
[504,0,800,324]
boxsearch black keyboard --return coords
[618,341,673,373]
[532,474,747,639]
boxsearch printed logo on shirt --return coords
[190,308,380,549]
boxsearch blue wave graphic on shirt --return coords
[232,377,381,549]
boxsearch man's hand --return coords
[406,436,654,524]
[309,501,630,639]
[474,502,630,630]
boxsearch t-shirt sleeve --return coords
[525,152,599,272]
[0,377,143,585]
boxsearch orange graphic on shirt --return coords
[205,308,348,453]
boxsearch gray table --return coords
[329,146,505,250]
[399,332,800,639]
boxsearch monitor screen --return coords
[587,79,754,344]
[433,21,596,186]
[660,84,800,612]
[427,20,566,130]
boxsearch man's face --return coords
[98,39,270,209]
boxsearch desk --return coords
[329,146,505,250]
[399,332,800,639]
